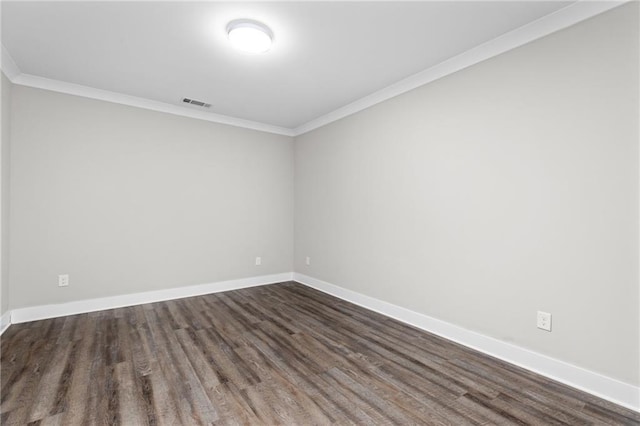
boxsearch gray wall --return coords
[1,72,11,316]
[9,86,294,308]
[294,3,639,386]
[4,1,638,389]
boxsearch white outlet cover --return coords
[306,257,311,265]
[537,311,552,331]
[58,274,69,287]
[255,257,261,266]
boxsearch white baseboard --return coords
[10,272,293,324]
[4,271,638,412]
[0,311,10,336]
[293,273,640,413]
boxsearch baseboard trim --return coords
[10,272,293,324]
[0,311,11,336]
[5,271,638,411]
[293,273,640,413]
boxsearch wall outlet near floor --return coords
[305,256,311,266]
[58,274,69,287]
[537,311,552,331]
[255,257,261,266]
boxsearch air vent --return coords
[182,98,211,108]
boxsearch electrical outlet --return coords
[58,274,69,287]
[305,256,311,266]
[537,311,552,331]
[255,257,261,266]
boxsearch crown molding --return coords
[1,45,21,81]
[1,44,295,137]
[293,0,628,136]
[11,73,296,136]
[1,1,628,137]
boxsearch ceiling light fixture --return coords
[227,19,273,54]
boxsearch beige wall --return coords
[1,72,11,316]
[9,86,294,308]
[294,4,639,386]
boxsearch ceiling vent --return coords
[182,98,211,108]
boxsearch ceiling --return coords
[3,1,580,131]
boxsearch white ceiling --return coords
[3,1,579,131]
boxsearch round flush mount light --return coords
[227,19,273,54]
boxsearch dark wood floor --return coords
[1,282,638,425]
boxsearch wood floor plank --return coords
[57,315,97,425]
[2,281,639,425]
[144,362,181,426]
[144,308,219,425]
[114,361,148,425]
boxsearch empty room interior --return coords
[1,1,639,424]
